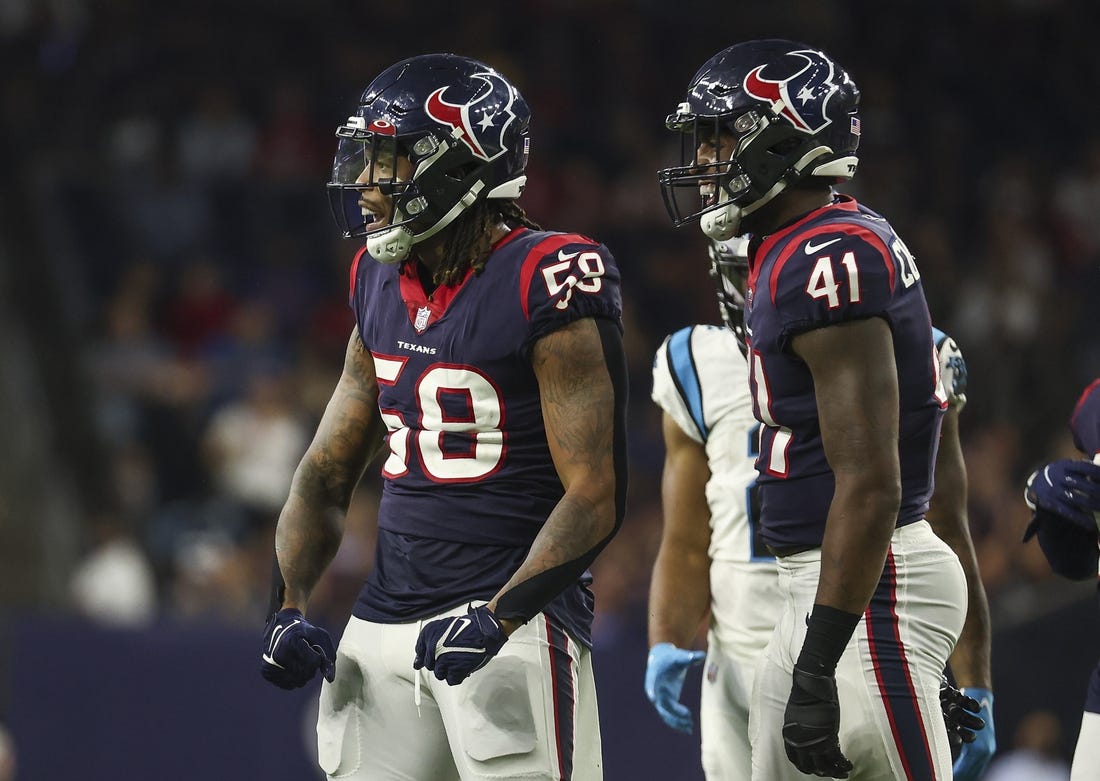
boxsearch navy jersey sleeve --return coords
[768,226,899,350]
[518,233,622,356]
[1072,379,1100,457]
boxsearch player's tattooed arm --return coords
[926,405,992,690]
[488,317,626,632]
[275,328,387,612]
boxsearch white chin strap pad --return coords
[701,203,742,241]
[366,226,413,264]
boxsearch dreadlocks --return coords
[430,199,542,286]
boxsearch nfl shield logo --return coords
[414,306,431,333]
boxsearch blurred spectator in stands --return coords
[70,513,157,627]
[201,367,308,526]
[164,256,238,358]
[177,83,256,184]
[984,709,1070,781]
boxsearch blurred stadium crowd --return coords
[0,0,1098,774]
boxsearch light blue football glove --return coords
[953,688,995,781]
[644,642,706,734]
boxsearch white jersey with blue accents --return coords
[652,324,780,779]
[652,324,768,567]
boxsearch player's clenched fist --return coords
[414,605,508,686]
[783,666,853,779]
[260,608,337,690]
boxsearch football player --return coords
[258,54,627,781]
[927,330,996,780]
[644,236,992,779]
[659,39,968,779]
[1024,378,1100,781]
[646,236,779,779]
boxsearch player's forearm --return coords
[648,546,710,647]
[489,486,618,633]
[275,455,355,610]
[816,478,900,614]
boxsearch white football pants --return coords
[316,604,602,780]
[749,520,967,781]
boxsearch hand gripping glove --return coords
[783,665,853,778]
[1025,459,1100,531]
[260,608,336,690]
[949,686,995,781]
[413,604,508,686]
[644,642,706,734]
[938,677,985,749]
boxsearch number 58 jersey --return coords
[744,195,946,550]
[348,227,622,631]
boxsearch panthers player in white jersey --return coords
[646,237,779,780]
[645,236,993,780]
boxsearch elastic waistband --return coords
[766,543,818,558]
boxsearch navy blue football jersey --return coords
[348,227,622,647]
[744,195,946,549]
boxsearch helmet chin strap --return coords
[366,180,488,264]
[701,143,835,241]
[366,225,414,264]
[701,200,742,241]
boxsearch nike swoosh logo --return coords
[446,617,472,644]
[557,250,580,262]
[263,619,300,668]
[804,237,843,255]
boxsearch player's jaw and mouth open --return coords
[355,154,413,233]
[694,129,737,212]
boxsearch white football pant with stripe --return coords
[749,520,966,781]
[316,604,601,780]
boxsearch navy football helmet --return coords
[327,53,531,263]
[708,236,750,356]
[659,39,861,240]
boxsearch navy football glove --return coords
[951,687,995,781]
[644,642,706,734]
[413,604,508,686]
[783,665,853,778]
[260,608,336,690]
[1025,459,1100,531]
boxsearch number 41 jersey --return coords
[744,195,946,551]
[348,227,622,642]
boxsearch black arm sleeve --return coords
[495,317,629,624]
[267,555,286,617]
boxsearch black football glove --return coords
[939,676,985,749]
[783,665,853,778]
